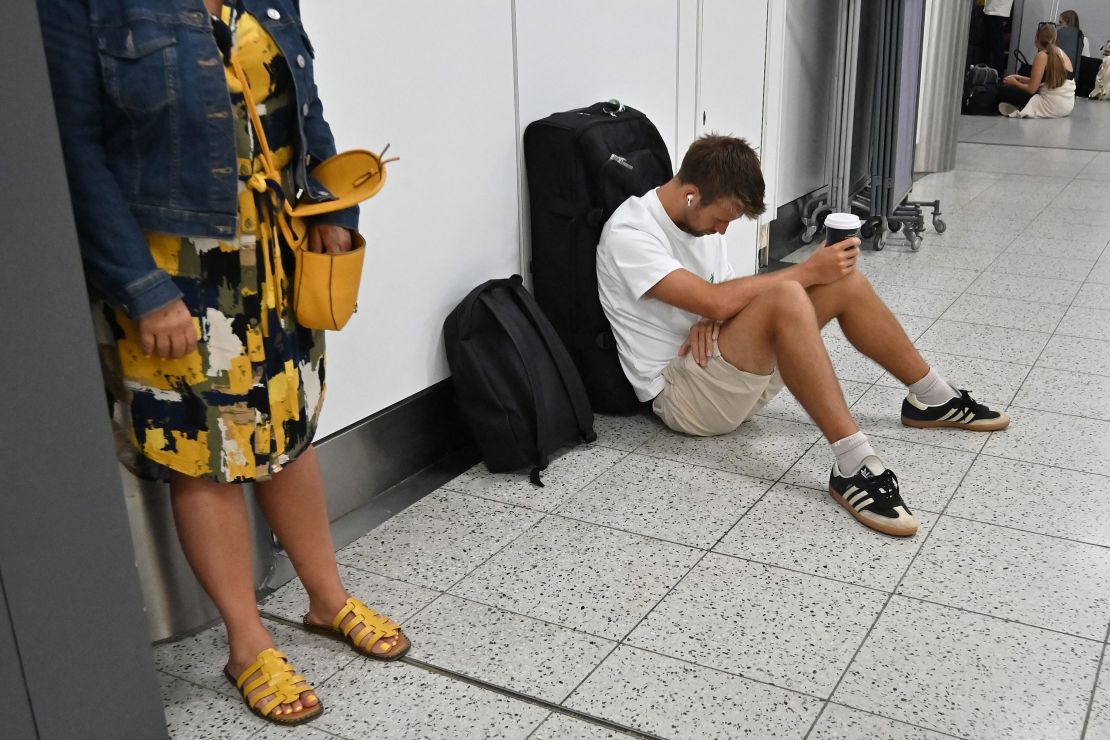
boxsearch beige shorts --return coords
[652,348,784,437]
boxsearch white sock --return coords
[907,367,959,406]
[831,431,876,477]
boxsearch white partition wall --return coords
[304,2,521,435]
[696,0,768,274]
[303,1,772,434]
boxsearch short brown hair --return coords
[676,135,766,217]
[1059,9,1079,27]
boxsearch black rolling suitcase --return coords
[524,101,672,414]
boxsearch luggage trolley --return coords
[798,0,944,252]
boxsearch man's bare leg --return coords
[805,270,929,385]
[715,280,857,443]
[805,269,1008,431]
[713,279,917,536]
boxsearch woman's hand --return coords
[678,318,721,368]
[803,237,861,285]
[137,299,198,359]
[1003,74,1017,87]
[307,223,355,254]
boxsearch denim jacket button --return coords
[302,103,310,117]
[296,54,306,68]
[266,8,280,20]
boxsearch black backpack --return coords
[962,64,1000,115]
[524,101,673,414]
[444,275,595,484]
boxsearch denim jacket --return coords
[38,0,358,318]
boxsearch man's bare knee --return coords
[766,280,817,327]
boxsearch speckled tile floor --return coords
[157,149,1110,738]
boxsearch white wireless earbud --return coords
[686,194,694,206]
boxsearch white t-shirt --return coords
[983,0,1014,17]
[597,190,733,401]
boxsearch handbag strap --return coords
[227,49,308,323]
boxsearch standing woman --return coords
[38,0,409,725]
[999,23,1076,118]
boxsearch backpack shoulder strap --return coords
[505,278,596,443]
[478,290,553,483]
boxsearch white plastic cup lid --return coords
[825,212,861,230]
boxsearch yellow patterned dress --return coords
[93,9,324,483]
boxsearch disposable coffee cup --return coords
[825,213,861,246]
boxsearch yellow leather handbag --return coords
[230,53,395,331]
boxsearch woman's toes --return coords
[303,692,319,707]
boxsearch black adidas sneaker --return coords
[901,389,1010,431]
[829,457,918,537]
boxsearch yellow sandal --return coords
[224,647,323,726]
[304,596,411,661]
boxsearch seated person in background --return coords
[999,24,1076,117]
[597,136,1009,539]
[1057,9,1090,58]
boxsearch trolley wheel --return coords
[860,223,874,240]
[908,231,923,251]
[801,224,818,244]
[889,219,902,233]
[933,217,947,234]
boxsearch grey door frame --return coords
[0,1,168,737]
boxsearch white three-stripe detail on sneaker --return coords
[855,497,874,511]
[845,486,868,506]
[940,408,959,421]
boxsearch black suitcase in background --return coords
[524,101,672,414]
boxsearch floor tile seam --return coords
[958,140,1110,156]
[919,315,1055,338]
[706,546,909,597]
[819,700,972,740]
[1006,401,1110,424]
[436,491,726,556]
[1080,627,1110,739]
[445,465,779,539]
[157,667,238,702]
[924,510,1110,551]
[1008,258,1105,409]
[262,604,652,739]
[284,560,447,606]
[431,448,637,584]
[557,545,717,717]
[328,490,576,626]
[890,592,1110,645]
[861,426,990,456]
[1032,357,1110,381]
[975,450,1110,479]
[630,446,805,484]
[595,640,832,705]
[815,442,983,717]
[400,655,664,740]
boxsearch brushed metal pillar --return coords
[914,0,971,172]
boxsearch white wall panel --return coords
[774,0,838,206]
[697,0,768,274]
[302,2,520,436]
[697,0,767,147]
[514,0,681,165]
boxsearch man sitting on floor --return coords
[596,135,1009,537]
